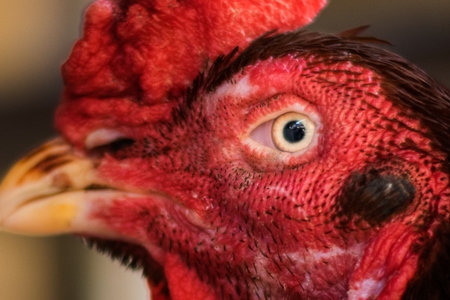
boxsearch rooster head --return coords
[1,0,450,299]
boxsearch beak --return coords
[0,138,137,236]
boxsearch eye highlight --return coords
[272,112,315,152]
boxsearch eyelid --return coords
[249,119,276,149]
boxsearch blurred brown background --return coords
[0,1,449,299]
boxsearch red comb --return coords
[57,0,327,145]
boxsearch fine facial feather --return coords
[82,30,450,299]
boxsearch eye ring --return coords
[272,112,315,153]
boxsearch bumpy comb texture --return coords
[56,0,327,146]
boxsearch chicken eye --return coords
[249,111,316,154]
[272,112,315,152]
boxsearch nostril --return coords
[85,128,135,157]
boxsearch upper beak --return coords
[0,138,138,236]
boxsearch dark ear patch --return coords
[335,169,415,226]
[401,221,450,299]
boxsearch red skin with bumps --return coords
[83,54,449,299]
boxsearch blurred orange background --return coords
[0,1,449,299]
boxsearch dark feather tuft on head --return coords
[338,25,392,46]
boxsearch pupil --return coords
[283,121,306,143]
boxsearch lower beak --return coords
[0,138,135,236]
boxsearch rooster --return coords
[1,0,450,299]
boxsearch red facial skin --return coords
[63,51,449,299]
